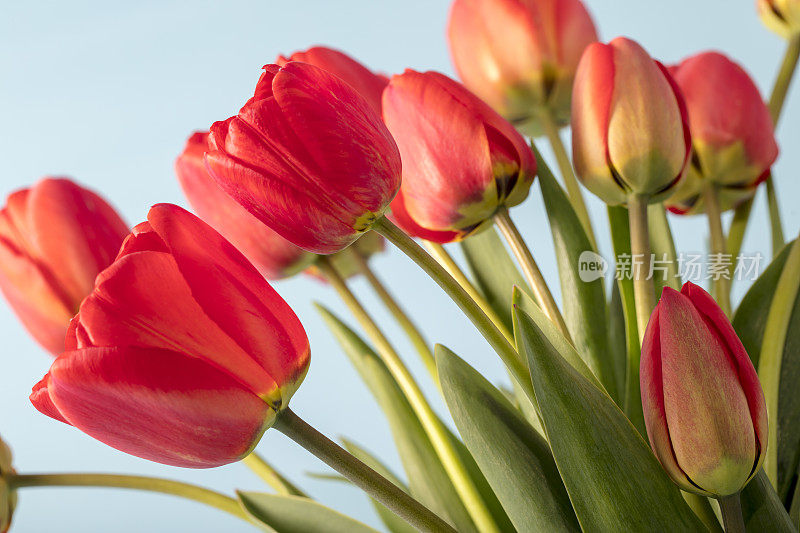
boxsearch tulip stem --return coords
[422,242,513,342]
[717,493,746,533]
[274,408,457,533]
[316,256,499,533]
[726,196,753,279]
[627,194,657,341]
[768,34,800,125]
[765,179,785,257]
[494,207,573,343]
[540,112,597,250]
[349,248,437,379]
[242,452,307,497]
[8,473,252,523]
[373,217,530,394]
[703,183,733,317]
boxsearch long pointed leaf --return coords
[238,492,378,533]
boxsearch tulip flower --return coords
[0,435,14,533]
[206,62,402,255]
[176,131,317,279]
[758,0,800,37]
[665,52,778,215]
[571,37,691,206]
[30,204,310,468]
[447,0,598,134]
[382,69,536,239]
[0,178,129,355]
[640,282,767,497]
[389,189,460,244]
[276,46,388,114]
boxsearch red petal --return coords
[30,373,70,424]
[388,189,459,244]
[40,346,273,468]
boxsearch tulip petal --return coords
[33,346,273,468]
[389,189,459,244]
[147,204,310,406]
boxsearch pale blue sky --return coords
[1,1,797,531]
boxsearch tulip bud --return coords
[206,62,401,255]
[664,52,778,215]
[0,435,15,533]
[382,70,536,240]
[176,131,317,279]
[758,0,800,38]
[389,189,460,244]
[571,37,691,205]
[641,282,767,497]
[275,46,388,114]
[448,0,598,135]
[0,178,129,355]
[31,204,310,468]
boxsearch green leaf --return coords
[238,492,378,533]
[436,345,579,532]
[317,305,494,532]
[608,280,628,392]
[538,154,619,401]
[740,470,795,532]
[514,306,706,531]
[647,203,682,291]
[460,227,530,334]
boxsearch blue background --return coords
[1,1,798,531]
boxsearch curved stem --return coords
[717,493,745,533]
[316,257,499,533]
[274,409,455,533]
[8,473,251,523]
[540,111,597,250]
[627,194,656,342]
[726,196,753,274]
[242,452,307,497]
[493,208,572,343]
[422,242,513,342]
[349,249,437,379]
[373,218,530,394]
[766,179,785,257]
[769,34,800,125]
[703,183,733,317]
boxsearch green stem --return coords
[373,218,530,394]
[8,473,251,523]
[242,452,307,497]
[647,204,682,290]
[316,257,498,533]
[349,249,437,379]
[274,409,456,533]
[422,242,513,342]
[717,493,746,533]
[493,207,573,343]
[540,111,597,250]
[627,194,657,342]
[703,183,733,317]
[766,179,785,257]
[726,196,753,277]
[768,35,800,124]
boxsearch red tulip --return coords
[665,52,778,215]
[206,62,402,255]
[641,282,767,496]
[276,46,388,114]
[176,131,317,279]
[0,178,128,355]
[382,70,536,239]
[571,37,691,205]
[389,189,460,244]
[30,204,310,468]
[448,0,598,133]
[758,0,800,37]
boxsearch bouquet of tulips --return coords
[2,0,800,531]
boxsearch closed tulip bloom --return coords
[0,178,128,355]
[665,52,778,215]
[572,37,691,205]
[389,189,460,244]
[176,131,317,279]
[206,62,402,255]
[758,0,800,37]
[641,282,767,497]
[448,0,598,134]
[383,70,536,239]
[276,46,388,114]
[30,204,310,468]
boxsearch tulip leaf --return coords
[740,470,795,532]
[460,226,531,334]
[608,280,629,392]
[514,305,706,531]
[537,151,619,402]
[647,203,682,291]
[317,305,513,532]
[238,492,378,533]
[436,344,579,532]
